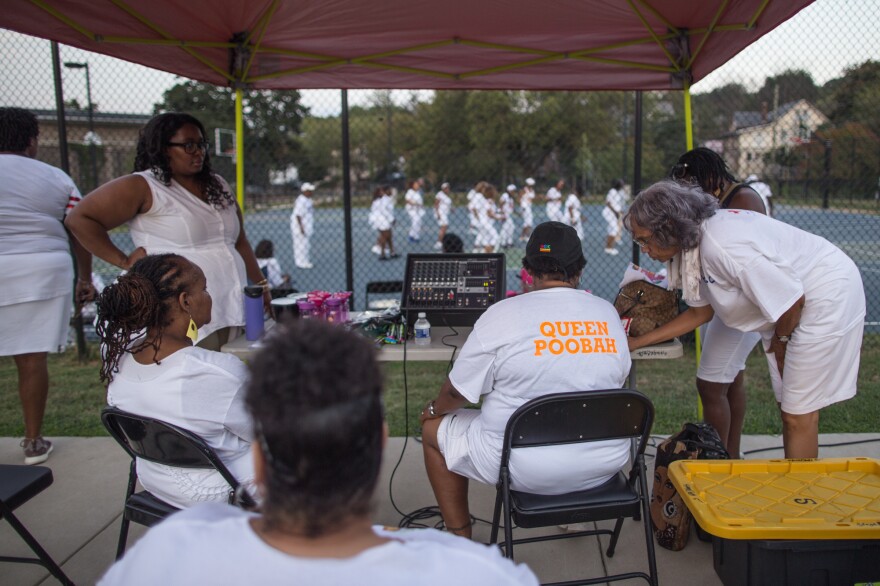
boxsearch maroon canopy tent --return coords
[3,0,811,90]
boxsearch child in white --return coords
[290,183,315,269]
[498,185,517,248]
[564,191,584,241]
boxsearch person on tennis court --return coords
[625,180,865,459]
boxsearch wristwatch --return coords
[775,334,791,343]
[424,400,438,418]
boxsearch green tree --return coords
[820,60,880,138]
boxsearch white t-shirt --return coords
[520,187,535,210]
[107,346,254,508]
[449,288,632,494]
[368,196,394,231]
[257,257,286,288]
[499,192,515,219]
[434,190,452,224]
[689,210,865,339]
[98,504,538,586]
[292,194,314,236]
[602,188,626,226]
[129,172,246,339]
[545,187,563,220]
[0,154,81,305]
[404,188,424,214]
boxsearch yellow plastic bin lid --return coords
[668,457,880,540]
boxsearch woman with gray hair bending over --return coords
[624,180,865,459]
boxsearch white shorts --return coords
[697,317,761,383]
[475,224,499,248]
[437,409,494,485]
[765,321,862,415]
[435,210,449,227]
[0,295,71,356]
[521,206,533,228]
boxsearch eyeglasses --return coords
[632,234,654,249]
[167,141,209,154]
[670,162,689,179]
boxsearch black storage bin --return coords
[713,537,880,586]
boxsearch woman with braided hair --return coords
[96,254,255,508]
[67,112,269,351]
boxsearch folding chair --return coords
[489,389,658,586]
[101,406,256,560]
[0,464,74,585]
[363,280,403,310]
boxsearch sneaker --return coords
[21,437,53,465]
[604,248,619,256]
[371,245,382,255]
[433,241,443,250]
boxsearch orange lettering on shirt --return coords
[606,338,617,353]
[539,322,556,337]
[565,338,580,354]
[597,321,609,336]
[581,338,593,353]
[548,339,564,355]
[595,338,606,353]
[534,339,547,356]
[570,322,584,336]
[555,321,571,336]
[583,321,596,336]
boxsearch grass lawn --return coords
[1,339,878,438]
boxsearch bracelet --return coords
[254,278,269,288]
[77,277,91,284]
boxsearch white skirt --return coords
[0,295,71,356]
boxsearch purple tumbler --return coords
[244,285,265,341]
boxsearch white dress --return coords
[404,188,425,239]
[107,346,254,509]
[688,210,866,415]
[442,288,631,494]
[545,186,563,222]
[129,172,245,341]
[564,193,584,240]
[602,188,626,237]
[99,504,538,586]
[0,155,82,356]
[498,192,516,246]
[519,187,535,228]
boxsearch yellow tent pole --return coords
[235,88,245,210]
[683,82,703,419]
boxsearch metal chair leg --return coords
[1,505,74,586]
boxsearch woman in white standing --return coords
[97,254,254,508]
[1,107,95,464]
[433,182,453,250]
[498,184,517,248]
[519,177,536,241]
[291,183,315,269]
[602,178,627,255]
[404,179,425,242]
[544,178,565,222]
[369,185,398,260]
[626,180,865,459]
[564,187,585,241]
[66,112,268,351]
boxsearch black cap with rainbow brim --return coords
[525,221,584,268]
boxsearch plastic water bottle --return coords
[243,285,265,341]
[414,312,431,346]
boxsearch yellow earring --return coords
[186,316,199,342]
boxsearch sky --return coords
[1,0,877,116]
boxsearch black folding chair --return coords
[363,280,403,310]
[489,389,658,586]
[101,406,256,560]
[0,464,74,585]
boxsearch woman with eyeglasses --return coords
[625,180,864,459]
[660,147,770,459]
[66,113,268,350]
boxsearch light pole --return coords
[64,61,99,190]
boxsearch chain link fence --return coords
[2,0,877,348]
